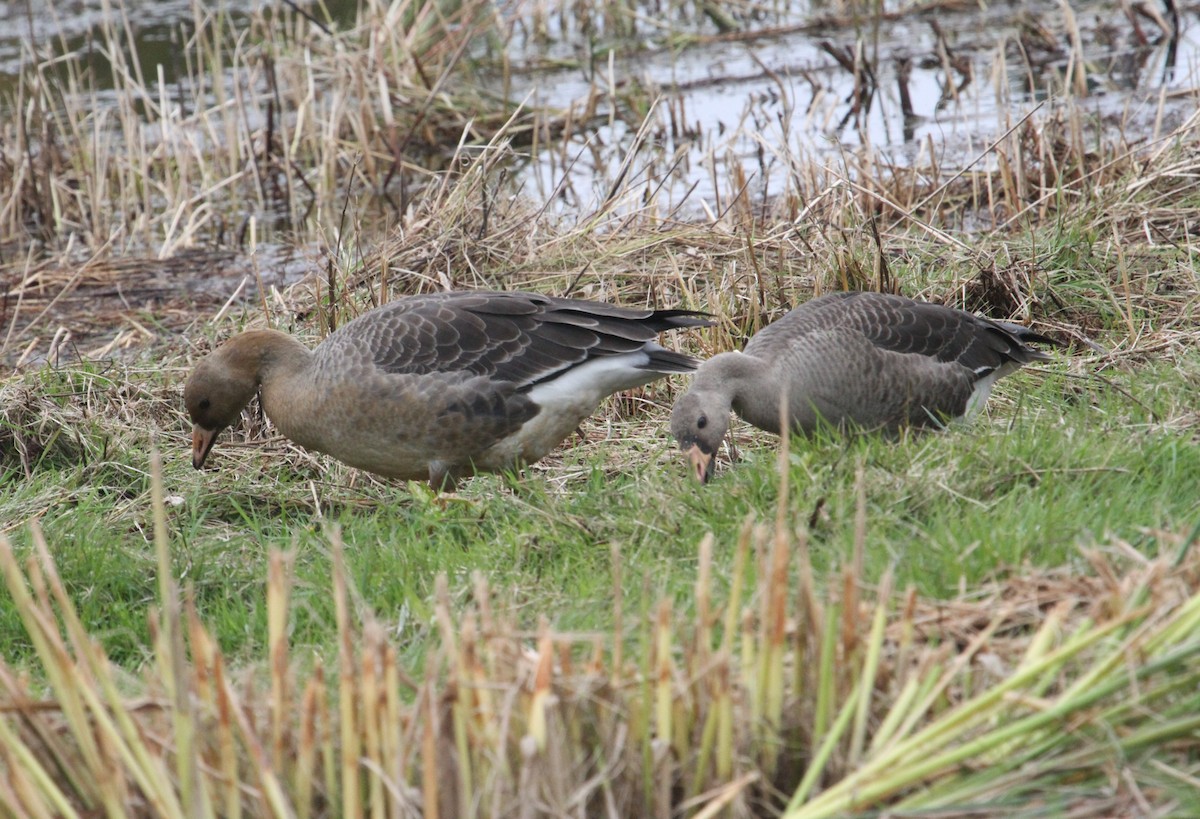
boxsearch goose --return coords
[185,290,711,490]
[669,291,1060,482]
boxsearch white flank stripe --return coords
[963,371,1001,419]
[526,352,655,406]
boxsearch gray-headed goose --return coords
[185,290,711,490]
[670,291,1060,482]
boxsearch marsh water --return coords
[2,0,1197,218]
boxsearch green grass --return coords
[3,344,1196,670]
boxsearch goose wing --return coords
[322,290,710,388]
[755,291,1055,378]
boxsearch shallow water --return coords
[1,0,1197,221]
[500,0,1199,213]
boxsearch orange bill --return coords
[192,425,219,469]
[683,443,715,484]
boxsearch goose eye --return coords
[198,398,211,411]
[697,414,707,430]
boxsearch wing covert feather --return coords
[317,290,709,388]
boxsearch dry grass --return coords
[8,110,1198,370]
[0,0,542,256]
[1,0,1194,262]
[2,110,1197,483]
[1,459,1198,817]
[2,0,1196,375]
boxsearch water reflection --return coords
[0,0,1196,224]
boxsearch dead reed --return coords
[3,0,1195,269]
[0,0,533,256]
[1,456,1198,817]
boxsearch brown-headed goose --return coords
[185,290,711,490]
[670,291,1060,482]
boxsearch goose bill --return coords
[192,425,219,469]
[684,443,715,484]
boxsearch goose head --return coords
[669,389,732,484]
[184,333,271,469]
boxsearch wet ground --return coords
[3,0,1195,213]
[0,247,316,367]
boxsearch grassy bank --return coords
[2,336,1197,671]
[2,458,1199,816]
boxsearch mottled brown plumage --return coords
[185,290,711,489]
[670,291,1060,482]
